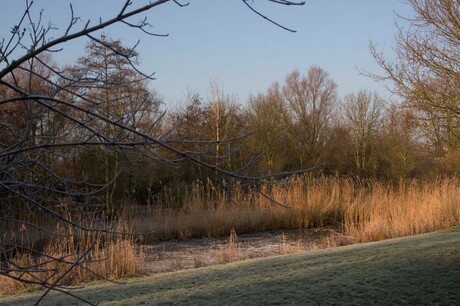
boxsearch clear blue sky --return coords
[1,0,413,105]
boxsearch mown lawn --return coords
[2,227,459,305]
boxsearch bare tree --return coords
[246,84,291,174]
[371,0,460,153]
[378,104,423,180]
[282,67,337,167]
[0,0,311,302]
[65,34,163,210]
[342,91,384,176]
[206,80,241,168]
[167,84,247,182]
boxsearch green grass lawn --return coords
[2,227,460,305]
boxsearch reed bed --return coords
[125,177,460,242]
[2,177,459,293]
[0,222,145,293]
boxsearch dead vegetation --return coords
[124,177,460,242]
[0,222,145,293]
[141,227,355,274]
[1,176,459,293]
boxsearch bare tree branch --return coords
[0,1,308,303]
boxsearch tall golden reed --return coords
[126,177,460,242]
[3,177,458,293]
[0,222,144,292]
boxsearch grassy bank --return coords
[2,227,459,305]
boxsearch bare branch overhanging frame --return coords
[0,1,322,304]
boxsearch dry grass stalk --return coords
[217,228,244,264]
[0,222,145,293]
[344,178,460,241]
[279,233,303,255]
[125,177,460,243]
[5,177,457,292]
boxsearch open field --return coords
[2,227,459,305]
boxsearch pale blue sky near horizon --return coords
[1,0,413,106]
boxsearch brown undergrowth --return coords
[0,222,145,293]
[125,177,460,243]
[2,177,459,294]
